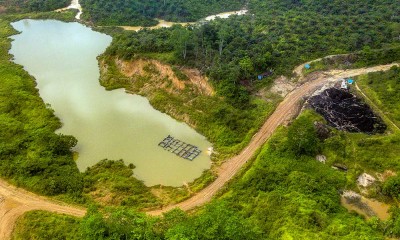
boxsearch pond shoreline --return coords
[9,19,211,187]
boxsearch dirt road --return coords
[0,179,86,239]
[0,62,397,239]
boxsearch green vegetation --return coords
[357,66,400,128]
[80,0,245,26]
[104,0,400,83]
[0,17,83,197]
[0,7,157,207]
[287,114,320,156]
[83,159,160,209]
[80,207,158,240]
[317,67,400,187]
[322,132,400,178]
[3,0,400,239]
[12,211,81,240]
[99,0,400,157]
[15,111,400,239]
[225,124,381,239]
[304,47,400,76]
[312,67,400,187]
[0,0,69,13]
[383,175,400,201]
[100,56,278,158]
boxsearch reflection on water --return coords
[10,19,211,187]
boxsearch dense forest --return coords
[80,0,246,26]
[0,0,69,13]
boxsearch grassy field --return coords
[356,66,400,129]
[12,211,81,240]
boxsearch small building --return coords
[304,63,311,69]
[257,69,274,80]
[340,79,348,89]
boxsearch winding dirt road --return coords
[0,62,398,239]
[0,180,86,239]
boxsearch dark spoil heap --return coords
[308,88,386,134]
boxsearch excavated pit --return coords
[308,88,386,134]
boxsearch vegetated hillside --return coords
[80,0,246,26]
[0,0,69,13]
[101,0,400,155]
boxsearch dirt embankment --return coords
[109,58,214,97]
[0,60,398,239]
[0,6,6,13]
[100,58,215,127]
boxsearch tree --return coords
[382,175,400,200]
[287,115,320,156]
[171,26,191,60]
[165,201,262,240]
[239,56,254,79]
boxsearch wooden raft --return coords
[158,135,201,161]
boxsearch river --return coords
[9,19,211,187]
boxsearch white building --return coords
[340,79,348,89]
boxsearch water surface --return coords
[10,19,211,186]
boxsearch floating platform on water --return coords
[158,135,201,161]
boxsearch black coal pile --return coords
[308,88,386,134]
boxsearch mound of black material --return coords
[308,88,386,133]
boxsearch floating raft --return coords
[158,135,201,161]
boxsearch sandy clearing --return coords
[55,0,82,20]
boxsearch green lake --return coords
[10,19,211,186]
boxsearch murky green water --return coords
[10,19,211,186]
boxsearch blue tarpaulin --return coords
[304,64,311,69]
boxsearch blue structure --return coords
[304,64,311,69]
[257,69,274,80]
[347,78,354,84]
